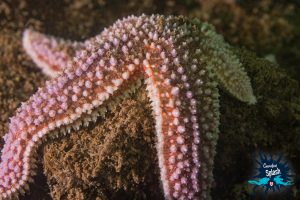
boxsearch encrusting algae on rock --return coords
[0,14,255,200]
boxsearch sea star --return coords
[0,14,256,200]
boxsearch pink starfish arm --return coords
[23,29,84,77]
[0,39,142,199]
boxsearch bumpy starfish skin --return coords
[0,15,256,200]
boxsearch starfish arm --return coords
[144,49,220,200]
[145,69,204,200]
[142,17,220,199]
[198,23,256,104]
[0,32,140,199]
[144,64,202,199]
[22,29,84,77]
